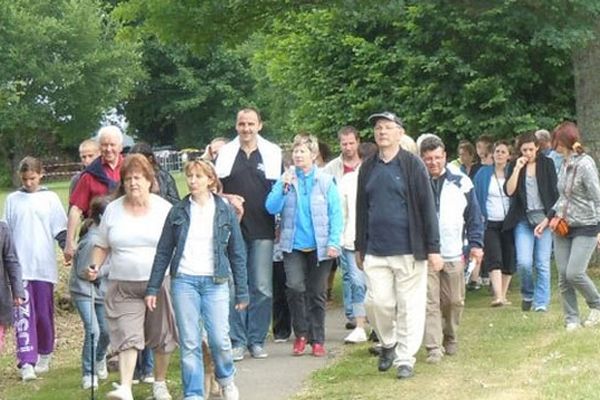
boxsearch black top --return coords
[221,149,276,240]
[365,157,411,256]
[503,154,558,230]
[355,149,440,261]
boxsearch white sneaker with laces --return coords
[152,381,172,400]
[584,309,600,327]
[82,375,98,389]
[344,327,368,344]
[222,382,240,400]
[21,364,37,381]
[566,322,581,332]
[34,354,51,374]
[106,384,133,400]
[96,357,108,380]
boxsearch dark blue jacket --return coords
[146,194,249,304]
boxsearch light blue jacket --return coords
[265,166,342,261]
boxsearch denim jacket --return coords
[146,194,249,304]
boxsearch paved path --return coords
[232,307,347,400]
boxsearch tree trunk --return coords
[573,23,600,162]
[572,23,600,266]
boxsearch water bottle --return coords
[464,259,476,285]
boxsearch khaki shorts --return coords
[105,278,178,354]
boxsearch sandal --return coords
[491,299,504,307]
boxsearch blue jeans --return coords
[134,347,154,378]
[73,299,110,377]
[172,274,235,400]
[514,220,553,309]
[340,249,367,318]
[229,239,274,349]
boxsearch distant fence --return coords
[44,149,194,182]
[43,161,81,182]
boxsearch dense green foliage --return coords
[121,39,254,148]
[115,0,600,151]
[2,0,600,179]
[0,0,142,184]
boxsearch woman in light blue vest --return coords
[266,134,342,357]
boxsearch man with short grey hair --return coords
[355,111,441,380]
[65,125,124,263]
[419,135,484,364]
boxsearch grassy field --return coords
[2,176,600,399]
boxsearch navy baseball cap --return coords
[367,111,403,127]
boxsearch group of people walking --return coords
[1,107,600,400]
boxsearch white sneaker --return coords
[96,357,108,380]
[152,381,172,400]
[21,364,37,381]
[344,327,368,344]
[106,384,133,400]
[584,309,600,327]
[82,375,98,389]
[566,322,581,332]
[34,354,51,374]
[142,374,155,384]
[222,382,240,400]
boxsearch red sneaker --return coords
[312,343,326,357]
[292,337,307,356]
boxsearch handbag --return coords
[553,164,578,237]
[552,217,569,237]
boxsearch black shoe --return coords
[396,365,414,380]
[378,344,396,372]
[467,281,481,291]
[368,345,382,357]
[345,320,356,330]
[368,330,379,343]
[521,300,532,311]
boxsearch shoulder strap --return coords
[563,164,578,218]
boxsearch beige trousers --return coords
[364,254,427,367]
[424,260,465,351]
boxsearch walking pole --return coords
[90,265,96,400]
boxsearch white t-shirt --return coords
[339,170,358,250]
[486,176,510,222]
[96,194,171,281]
[3,189,67,283]
[179,195,216,276]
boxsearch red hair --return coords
[552,121,584,155]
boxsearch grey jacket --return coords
[553,154,600,228]
[0,221,25,326]
[69,226,109,302]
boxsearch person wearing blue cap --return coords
[355,111,442,380]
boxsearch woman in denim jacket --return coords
[146,159,248,400]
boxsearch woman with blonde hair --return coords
[146,159,247,400]
[265,133,342,357]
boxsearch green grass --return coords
[291,279,600,400]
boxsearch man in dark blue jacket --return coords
[355,112,441,380]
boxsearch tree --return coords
[248,3,577,148]
[121,38,255,148]
[0,0,142,184]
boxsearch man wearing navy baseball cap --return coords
[355,111,442,380]
[367,112,418,154]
